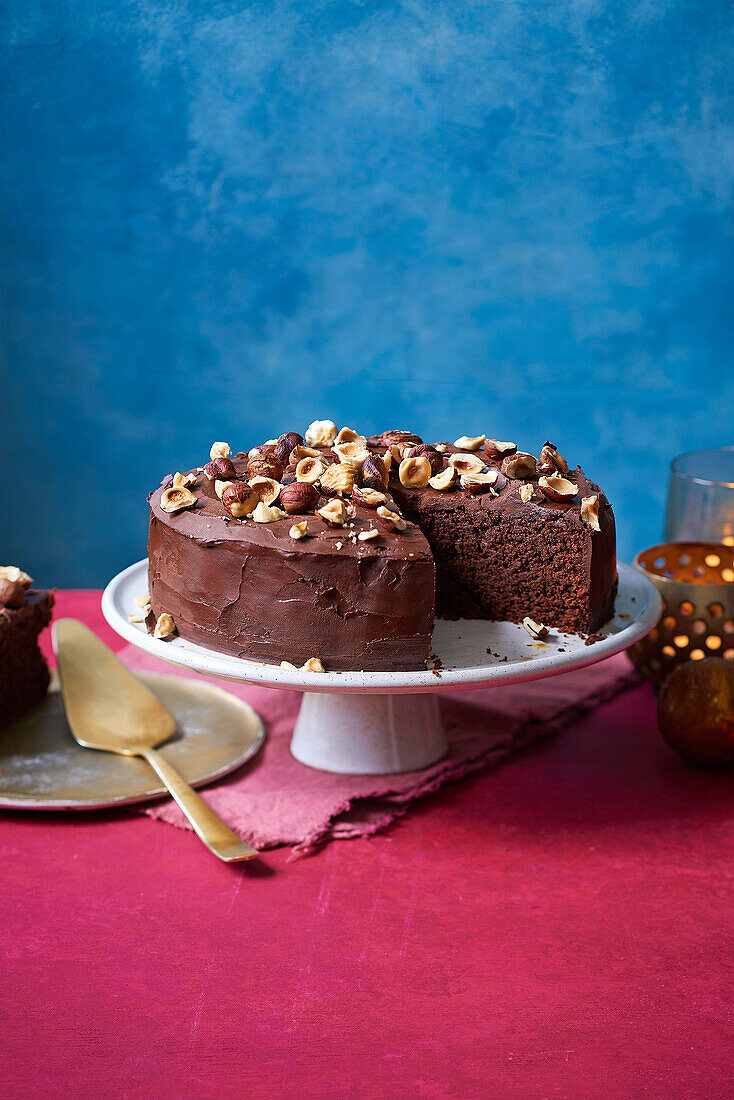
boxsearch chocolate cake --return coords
[0,567,54,729]
[147,423,617,670]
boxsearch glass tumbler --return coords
[664,448,734,546]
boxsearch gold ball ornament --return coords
[657,658,734,768]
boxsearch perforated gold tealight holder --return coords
[628,542,734,689]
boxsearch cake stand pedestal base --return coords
[290,692,447,775]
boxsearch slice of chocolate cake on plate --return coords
[0,566,54,730]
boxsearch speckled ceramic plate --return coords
[0,672,265,810]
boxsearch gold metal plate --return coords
[0,672,265,810]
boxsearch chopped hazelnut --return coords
[454,434,485,451]
[209,442,231,461]
[248,476,282,506]
[301,657,325,673]
[280,660,299,671]
[251,501,287,523]
[160,486,197,513]
[406,444,443,475]
[352,486,386,508]
[448,452,485,473]
[214,479,234,499]
[153,613,177,640]
[429,466,458,491]
[133,593,151,608]
[274,432,304,465]
[318,498,348,526]
[434,443,448,453]
[247,454,283,482]
[522,616,549,639]
[376,505,407,532]
[538,475,577,502]
[484,439,517,460]
[333,442,370,471]
[361,454,389,490]
[358,528,380,541]
[460,468,499,494]
[335,426,367,447]
[295,456,325,483]
[0,579,26,609]
[399,454,432,488]
[0,566,33,588]
[320,463,355,496]
[173,471,197,489]
[501,452,537,479]
[539,441,569,475]
[289,521,308,539]
[581,494,601,531]
[518,484,534,503]
[290,445,322,465]
[305,419,338,448]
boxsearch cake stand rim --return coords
[102,559,661,694]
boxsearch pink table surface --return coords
[2,591,732,1100]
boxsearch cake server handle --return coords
[140,747,258,862]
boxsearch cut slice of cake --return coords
[0,567,54,730]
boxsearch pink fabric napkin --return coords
[117,644,638,856]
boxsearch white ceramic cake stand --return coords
[102,560,661,775]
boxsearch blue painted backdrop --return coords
[1,1,732,586]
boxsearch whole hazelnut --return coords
[221,482,260,518]
[361,454,389,490]
[406,444,443,476]
[274,431,304,466]
[279,481,320,515]
[204,455,237,481]
[247,454,283,482]
[0,578,27,609]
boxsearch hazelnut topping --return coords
[501,452,537,479]
[518,483,534,503]
[289,521,308,539]
[484,439,517,460]
[361,454,389,490]
[448,452,485,473]
[380,430,423,446]
[221,482,260,518]
[0,566,33,588]
[153,613,177,640]
[318,499,348,527]
[214,479,234,499]
[581,494,601,531]
[301,657,325,673]
[358,528,380,541]
[522,617,549,640]
[406,444,443,475]
[399,455,432,488]
[274,432,304,465]
[460,468,499,494]
[352,486,386,508]
[251,502,287,524]
[209,442,231,461]
[538,475,577,502]
[160,486,197,513]
[247,454,283,482]
[332,442,370,471]
[173,471,197,489]
[204,456,237,481]
[279,481,319,514]
[295,457,325,484]
[290,445,322,465]
[428,466,458,491]
[335,426,368,447]
[454,434,485,451]
[248,477,282,506]
[376,505,407,533]
[0,578,26,609]
[320,463,355,496]
[539,441,569,475]
[305,419,338,448]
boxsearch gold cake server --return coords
[53,619,258,862]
